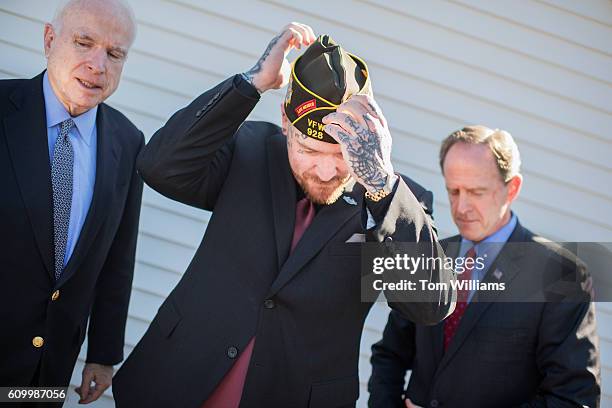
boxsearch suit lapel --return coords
[268,187,361,296]
[3,75,55,280]
[266,136,297,271]
[434,224,526,375]
[57,104,120,286]
[265,136,362,296]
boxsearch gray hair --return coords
[51,0,137,45]
[439,125,522,182]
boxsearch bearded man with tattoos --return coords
[113,23,455,408]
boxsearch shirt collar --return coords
[43,71,97,146]
[460,212,518,257]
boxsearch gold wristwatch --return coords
[365,175,399,202]
[364,189,392,202]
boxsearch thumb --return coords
[79,369,93,402]
[283,30,299,56]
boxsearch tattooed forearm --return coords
[243,33,282,90]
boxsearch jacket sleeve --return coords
[515,300,600,408]
[367,177,456,326]
[136,75,260,210]
[86,132,144,365]
[368,310,416,408]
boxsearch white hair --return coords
[51,0,137,44]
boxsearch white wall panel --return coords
[1,0,610,405]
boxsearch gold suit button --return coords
[32,336,44,348]
[51,290,60,301]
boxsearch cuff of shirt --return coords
[233,73,261,100]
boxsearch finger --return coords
[347,94,380,119]
[78,370,92,402]
[322,112,351,130]
[323,123,343,144]
[366,95,388,129]
[323,110,364,136]
[79,376,100,404]
[350,94,387,129]
[287,27,305,50]
[362,112,381,135]
[78,386,95,404]
[293,22,316,44]
[81,382,108,404]
[322,111,341,124]
[321,123,355,168]
[323,122,354,146]
[288,22,313,46]
[336,99,371,129]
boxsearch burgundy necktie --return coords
[290,197,316,252]
[201,197,315,408]
[443,246,476,350]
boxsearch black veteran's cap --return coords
[284,35,372,144]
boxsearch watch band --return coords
[364,189,392,202]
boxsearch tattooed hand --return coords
[243,22,316,94]
[322,95,399,194]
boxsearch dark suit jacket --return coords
[0,73,144,387]
[113,75,455,408]
[368,222,600,408]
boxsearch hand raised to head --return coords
[243,22,316,93]
[323,94,398,195]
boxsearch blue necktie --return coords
[52,118,74,280]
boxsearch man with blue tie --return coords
[368,125,600,407]
[0,0,143,404]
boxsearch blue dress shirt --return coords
[459,213,518,303]
[43,72,97,267]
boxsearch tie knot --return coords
[297,197,313,212]
[465,246,476,260]
[60,118,75,137]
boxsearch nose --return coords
[455,191,471,215]
[87,48,107,74]
[315,157,337,182]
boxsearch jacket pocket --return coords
[309,375,359,407]
[155,298,182,338]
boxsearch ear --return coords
[506,174,523,204]
[280,103,289,137]
[43,23,55,58]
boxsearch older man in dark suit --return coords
[0,0,143,404]
[368,126,600,408]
